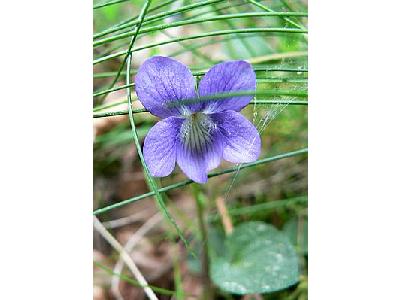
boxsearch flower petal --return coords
[135,56,198,118]
[211,111,261,163]
[176,145,207,183]
[143,116,184,177]
[205,131,225,172]
[176,131,224,184]
[198,60,256,113]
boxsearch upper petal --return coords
[143,116,184,177]
[135,56,198,118]
[198,60,256,113]
[211,110,261,163]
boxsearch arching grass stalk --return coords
[93,27,308,65]
[209,4,257,57]
[94,261,176,295]
[124,1,192,254]
[208,196,308,221]
[93,99,307,118]
[93,76,307,99]
[166,90,307,108]
[161,30,215,65]
[93,0,131,10]
[247,0,307,32]
[93,65,308,79]
[93,148,308,215]
[98,0,150,103]
[94,0,225,39]
[93,12,308,48]
[93,0,176,39]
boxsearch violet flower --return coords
[135,56,261,183]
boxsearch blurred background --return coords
[93,0,307,299]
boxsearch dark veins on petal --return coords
[179,112,218,154]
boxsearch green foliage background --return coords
[93,0,307,299]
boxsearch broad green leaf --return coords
[187,226,226,274]
[211,221,299,295]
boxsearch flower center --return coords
[179,112,217,153]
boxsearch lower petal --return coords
[211,111,261,163]
[143,116,184,177]
[205,131,225,172]
[176,132,224,183]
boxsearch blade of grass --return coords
[208,196,308,221]
[94,83,306,100]
[98,0,151,104]
[94,0,176,39]
[247,0,307,32]
[93,65,308,79]
[173,259,185,300]
[93,0,130,10]
[93,100,307,118]
[94,261,176,295]
[210,4,257,57]
[161,30,215,65]
[94,0,225,39]
[93,147,308,215]
[93,27,308,65]
[94,12,308,47]
[124,3,192,252]
[166,90,307,108]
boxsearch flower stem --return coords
[192,184,213,300]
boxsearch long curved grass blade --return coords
[93,148,308,215]
[99,0,151,103]
[94,0,225,39]
[94,12,308,47]
[124,2,192,253]
[93,0,130,10]
[208,196,308,221]
[93,65,308,79]
[93,27,307,64]
[247,0,307,31]
[94,0,176,39]
[94,261,176,295]
[93,100,307,118]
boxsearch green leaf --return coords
[210,221,299,295]
[187,226,226,274]
[283,216,308,255]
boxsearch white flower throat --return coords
[179,112,217,153]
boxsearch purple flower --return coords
[135,56,261,184]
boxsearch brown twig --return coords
[215,197,233,235]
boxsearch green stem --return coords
[94,12,308,47]
[247,0,307,31]
[93,147,308,215]
[93,27,308,65]
[124,1,192,253]
[93,66,308,79]
[93,0,225,39]
[192,185,213,300]
[93,0,130,10]
[93,99,307,118]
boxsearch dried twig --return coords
[103,208,153,229]
[111,213,163,300]
[215,197,233,235]
[93,216,159,300]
